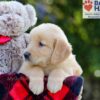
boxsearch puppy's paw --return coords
[29,78,44,95]
[47,76,63,93]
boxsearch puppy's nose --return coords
[24,52,31,60]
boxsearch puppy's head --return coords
[24,23,72,67]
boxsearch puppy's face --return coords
[24,24,72,67]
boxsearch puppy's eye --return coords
[39,41,45,47]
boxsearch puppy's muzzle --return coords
[24,52,31,60]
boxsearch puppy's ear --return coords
[51,39,72,64]
[25,4,37,26]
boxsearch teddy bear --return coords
[0,1,37,74]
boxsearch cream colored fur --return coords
[19,23,83,95]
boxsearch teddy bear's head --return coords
[0,1,37,36]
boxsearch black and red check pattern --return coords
[0,73,83,100]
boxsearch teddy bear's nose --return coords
[7,17,12,21]
[24,52,31,60]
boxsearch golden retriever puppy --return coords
[19,23,83,95]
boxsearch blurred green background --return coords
[2,0,100,100]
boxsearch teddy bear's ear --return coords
[25,4,37,26]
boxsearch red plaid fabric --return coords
[0,73,83,100]
[48,85,69,100]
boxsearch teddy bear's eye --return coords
[5,12,9,14]
[16,12,21,16]
[0,12,4,15]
